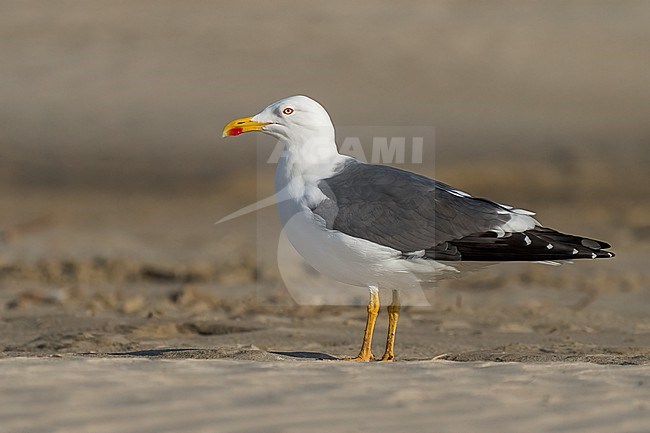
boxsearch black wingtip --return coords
[435,228,616,262]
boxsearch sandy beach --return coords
[1,358,648,433]
[1,1,649,432]
[0,185,648,433]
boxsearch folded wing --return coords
[312,161,614,262]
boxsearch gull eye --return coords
[282,107,294,115]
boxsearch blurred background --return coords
[0,1,648,352]
[2,0,649,191]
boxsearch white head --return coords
[223,96,337,159]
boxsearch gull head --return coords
[222,95,335,144]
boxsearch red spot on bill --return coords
[227,127,244,136]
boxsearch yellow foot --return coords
[341,353,374,362]
[377,355,395,362]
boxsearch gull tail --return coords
[430,227,614,262]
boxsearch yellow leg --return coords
[379,290,401,362]
[343,287,380,362]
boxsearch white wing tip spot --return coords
[524,235,531,246]
[546,243,553,250]
[591,253,597,259]
[572,248,579,255]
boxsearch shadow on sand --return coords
[104,348,338,361]
[108,348,201,357]
[270,351,338,360]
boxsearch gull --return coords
[222,95,614,361]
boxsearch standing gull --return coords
[222,95,614,362]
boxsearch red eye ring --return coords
[282,107,294,115]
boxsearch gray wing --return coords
[312,162,512,251]
[312,161,614,261]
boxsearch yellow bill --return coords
[222,116,270,137]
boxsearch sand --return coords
[1,358,648,433]
[1,185,648,363]
[0,186,648,433]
